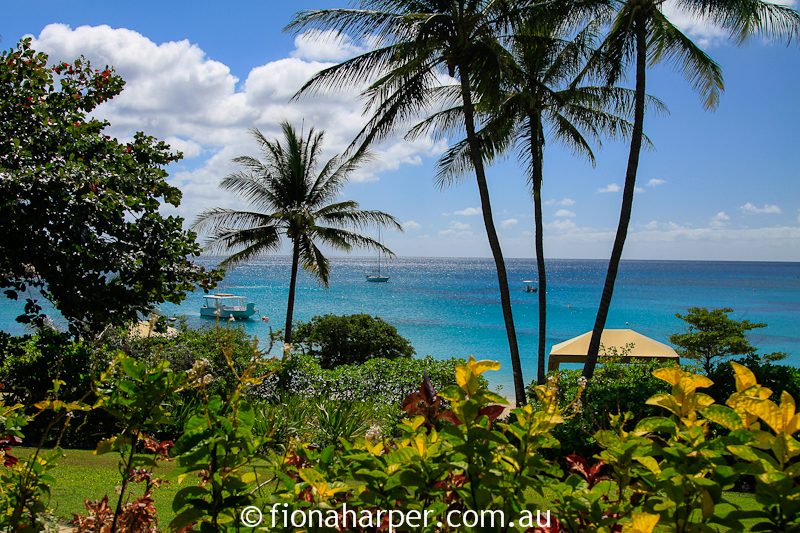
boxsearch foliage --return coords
[670,307,767,374]
[533,360,673,457]
[0,39,221,336]
[293,313,414,368]
[707,353,800,405]
[270,352,468,406]
[169,344,280,531]
[0,330,116,448]
[1,379,90,531]
[192,123,401,344]
[119,322,270,398]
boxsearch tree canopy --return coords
[669,307,766,374]
[0,39,220,336]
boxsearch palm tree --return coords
[581,0,800,380]
[435,20,653,384]
[193,123,401,345]
[287,1,532,405]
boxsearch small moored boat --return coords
[523,280,538,293]
[200,294,257,320]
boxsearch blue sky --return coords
[4,1,799,260]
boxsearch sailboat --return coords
[366,228,390,283]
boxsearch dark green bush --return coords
[706,353,800,404]
[116,321,265,397]
[531,361,674,456]
[293,314,414,368]
[0,330,115,448]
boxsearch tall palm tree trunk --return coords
[284,239,301,345]
[582,20,647,380]
[529,113,548,385]
[458,63,527,406]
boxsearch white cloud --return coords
[644,220,659,230]
[290,30,368,62]
[501,218,518,228]
[647,178,666,187]
[545,198,575,206]
[29,23,445,223]
[597,183,621,193]
[402,220,421,231]
[438,220,473,238]
[662,0,797,47]
[453,207,481,216]
[741,202,782,215]
[710,211,730,228]
[545,219,578,232]
[554,209,576,218]
[635,186,645,194]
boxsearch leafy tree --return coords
[193,123,400,345]
[669,307,766,374]
[0,39,219,336]
[293,313,415,368]
[288,0,531,405]
[582,0,800,379]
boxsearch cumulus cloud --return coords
[546,219,578,232]
[647,178,666,187]
[452,207,482,216]
[438,220,473,238]
[710,211,730,228]
[29,23,445,222]
[545,198,575,206]
[597,183,621,193]
[402,220,421,230]
[741,202,782,214]
[291,30,368,62]
[661,0,797,47]
[554,209,576,218]
[501,218,518,228]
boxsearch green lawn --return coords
[17,447,184,526]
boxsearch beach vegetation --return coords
[192,123,401,346]
[3,340,800,531]
[287,1,530,406]
[0,39,221,337]
[292,313,414,368]
[670,306,768,374]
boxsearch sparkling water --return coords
[2,257,798,393]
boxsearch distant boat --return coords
[200,293,257,320]
[366,228,390,283]
[523,280,538,293]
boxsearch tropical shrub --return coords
[269,352,468,405]
[0,330,115,448]
[707,353,800,404]
[533,360,673,457]
[293,314,415,368]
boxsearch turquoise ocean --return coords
[2,257,798,393]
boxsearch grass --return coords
[16,447,183,526]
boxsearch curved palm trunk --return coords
[458,63,527,406]
[529,113,548,385]
[582,20,647,380]
[284,239,301,345]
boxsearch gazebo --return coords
[547,329,679,371]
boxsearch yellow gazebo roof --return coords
[548,329,679,371]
